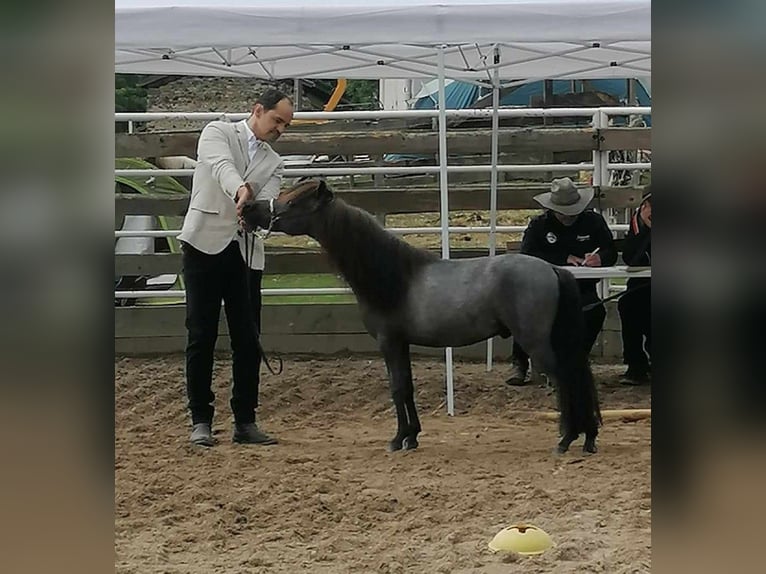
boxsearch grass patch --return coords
[262,273,356,305]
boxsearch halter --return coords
[252,197,277,240]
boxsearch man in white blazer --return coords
[178,89,294,447]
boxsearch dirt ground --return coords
[115,355,651,573]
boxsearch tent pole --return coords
[486,45,500,372]
[598,108,611,318]
[592,109,611,307]
[293,78,302,110]
[437,45,454,417]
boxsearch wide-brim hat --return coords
[533,177,594,216]
[639,185,651,205]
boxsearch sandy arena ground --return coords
[115,355,651,573]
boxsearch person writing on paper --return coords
[506,177,617,385]
[177,89,294,446]
[618,187,651,384]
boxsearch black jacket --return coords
[622,210,651,288]
[521,210,618,292]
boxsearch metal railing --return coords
[115,105,651,299]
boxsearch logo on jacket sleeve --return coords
[545,232,557,244]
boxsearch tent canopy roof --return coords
[115,0,650,82]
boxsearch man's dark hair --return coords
[256,88,293,110]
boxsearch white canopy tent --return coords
[116,0,649,82]
[115,0,651,414]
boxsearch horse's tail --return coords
[550,266,602,441]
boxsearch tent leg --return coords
[486,45,500,372]
[592,109,611,324]
[437,45,454,417]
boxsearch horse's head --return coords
[241,178,335,236]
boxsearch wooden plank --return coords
[275,128,598,155]
[116,253,182,276]
[600,128,651,151]
[115,185,642,218]
[115,304,190,338]
[342,185,641,213]
[115,298,621,358]
[116,132,200,158]
[309,150,592,187]
[115,251,326,276]
[534,408,650,421]
[115,332,608,360]
[116,194,189,218]
[115,332,516,359]
[116,128,603,158]
[286,117,423,134]
[288,116,593,133]
[261,334,516,360]
[116,336,195,355]
[115,304,367,338]
[115,302,616,359]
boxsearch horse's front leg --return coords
[380,338,420,452]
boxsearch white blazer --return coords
[178,120,283,270]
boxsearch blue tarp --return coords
[413,78,650,110]
[385,78,650,163]
[413,81,481,110]
[498,79,650,108]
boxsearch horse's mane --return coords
[315,199,438,311]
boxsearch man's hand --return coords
[235,183,253,218]
[566,254,585,266]
[582,252,602,267]
[639,200,652,228]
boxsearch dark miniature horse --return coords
[242,179,601,454]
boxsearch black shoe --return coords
[619,366,650,385]
[505,362,530,386]
[233,423,278,445]
[190,423,215,447]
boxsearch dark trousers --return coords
[182,241,262,425]
[511,287,606,366]
[618,281,651,370]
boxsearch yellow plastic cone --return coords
[488,524,553,555]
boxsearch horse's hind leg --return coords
[557,430,580,454]
[380,338,420,451]
[523,340,580,455]
[581,402,599,454]
[534,344,599,455]
[583,433,598,454]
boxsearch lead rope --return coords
[243,217,283,376]
[582,281,649,311]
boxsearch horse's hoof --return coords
[556,432,578,455]
[402,436,419,450]
[555,444,568,455]
[387,439,403,452]
[583,441,598,454]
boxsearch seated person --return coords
[618,187,651,384]
[507,177,617,385]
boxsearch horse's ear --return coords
[317,179,334,202]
